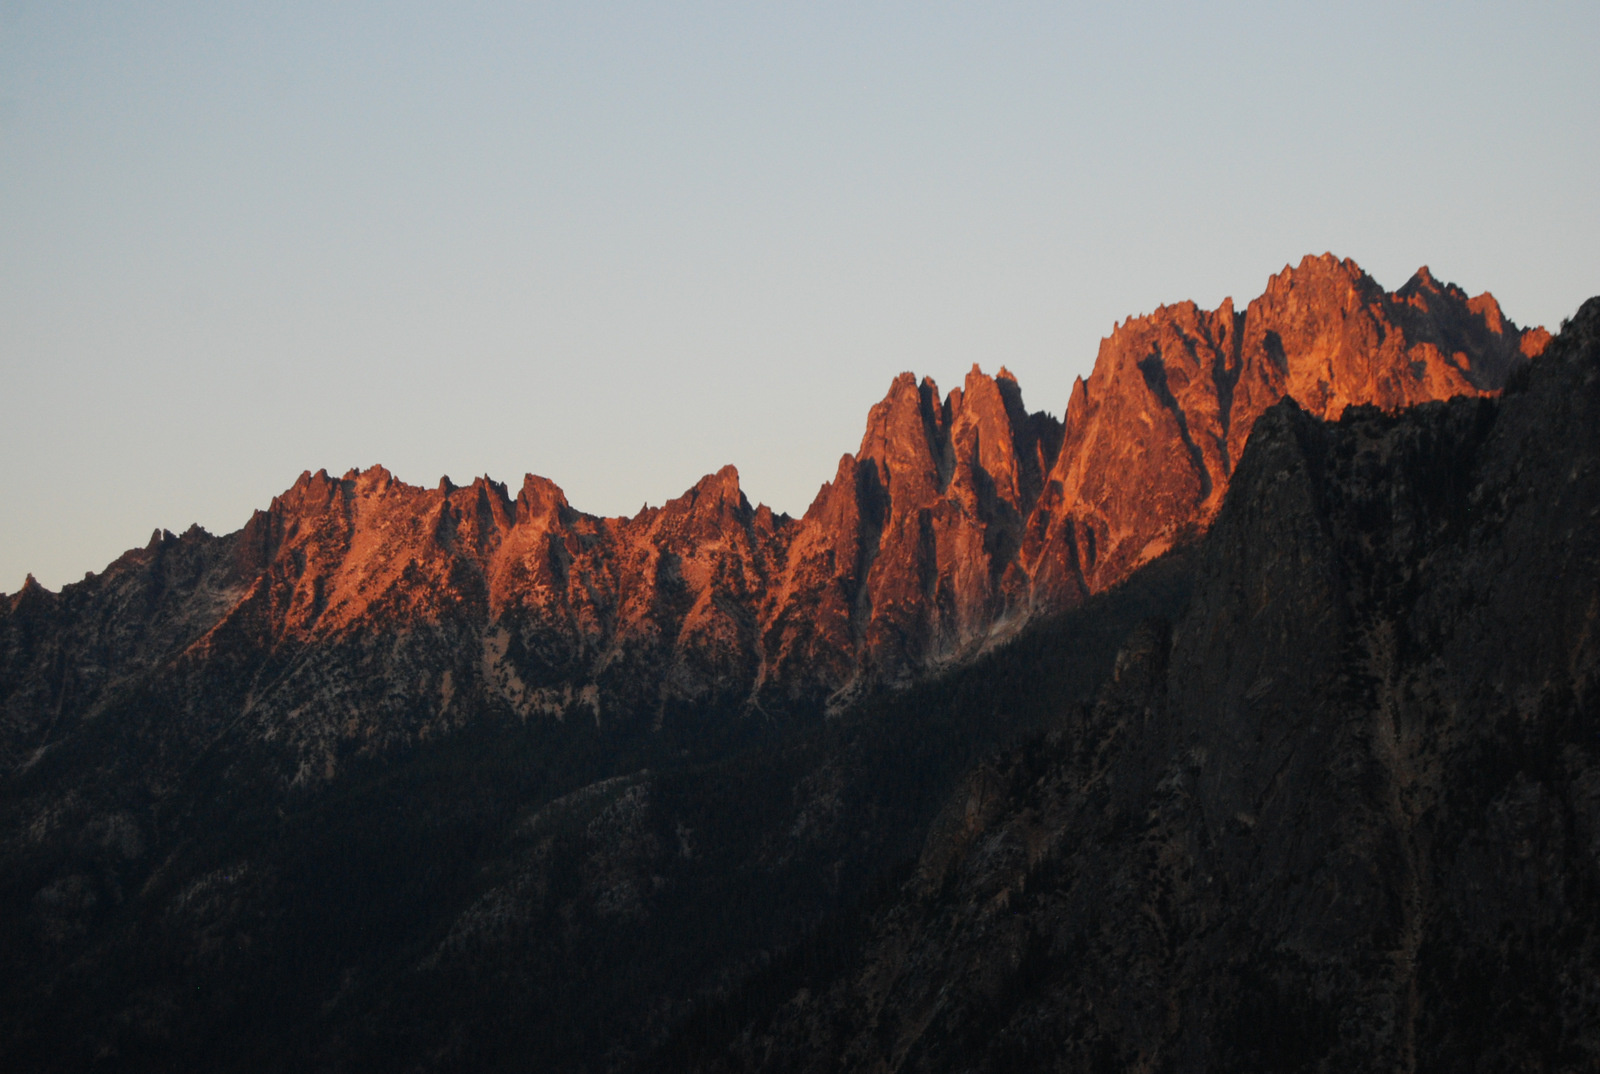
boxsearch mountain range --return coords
[2,255,1588,1072]
[2,255,1546,771]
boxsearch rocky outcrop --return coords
[765,366,1064,704]
[0,256,1547,783]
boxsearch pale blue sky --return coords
[3,1,1596,589]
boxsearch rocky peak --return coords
[515,474,572,525]
[0,254,1551,758]
[949,364,1027,509]
[1242,253,1534,415]
[1397,263,1552,379]
[855,372,953,508]
[7,573,54,614]
[1022,254,1549,611]
[670,465,749,524]
[438,476,515,556]
[347,464,396,493]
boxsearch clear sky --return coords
[3,2,1596,590]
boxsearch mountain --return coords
[1022,255,1548,602]
[0,256,1563,1071]
[658,295,1600,1074]
[1,256,1545,781]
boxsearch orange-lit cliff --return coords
[0,255,1547,778]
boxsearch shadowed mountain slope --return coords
[0,257,1560,1072]
[659,297,1600,1074]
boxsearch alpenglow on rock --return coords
[0,255,1547,781]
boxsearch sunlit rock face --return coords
[0,256,1547,781]
[1022,253,1550,607]
[764,364,1065,707]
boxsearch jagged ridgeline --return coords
[0,258,1576,1072]
[1,255,1544,780]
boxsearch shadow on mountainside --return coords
[0,543,1194,1072]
